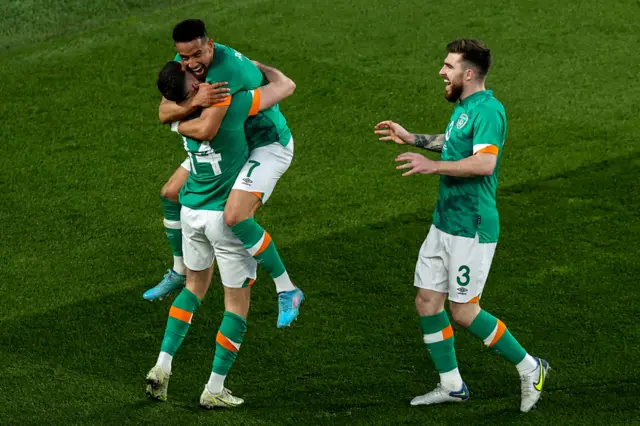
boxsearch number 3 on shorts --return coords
[457,265,470,286]
[246,160,261,177]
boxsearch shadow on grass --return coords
[2,154,640,425]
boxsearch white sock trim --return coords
[173,256,185,275]
[440,367,463,391]
[483,323,499,346]
[423,329,448,344]
[274,270,295,293]
[163,219,181,230]
[157,352,173,375]
[247,232,266,256]
[516,354,538,375]
[206,372,226,394]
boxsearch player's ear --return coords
[208,39,214,50]
[465,68,474,81]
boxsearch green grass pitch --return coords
[1,0,639,424]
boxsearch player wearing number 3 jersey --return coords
[145,62,295,408]
[375,39,549,413]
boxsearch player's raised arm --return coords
[176,103,229,141]
[172,85,232,140]
[374,121,444,153]
[251,61,296,111]
[158,82,230,124]
[158,96,196,124]
[156,61,230,140]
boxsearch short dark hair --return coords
[446,39,492,78]
[172,19,208,43]
[157,61,187,103]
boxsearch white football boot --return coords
[520,357,550,412]
[411,382,469,406]
[199,386,244,409]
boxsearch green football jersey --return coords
[432,90,507,243]
[173,43,291,149]
[178,90,260,211]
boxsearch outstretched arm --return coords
[172,63,295,140]
[374,121,444,153]
[175,104,229,141]
[252,61,296,110]
[159,82,230,124]
[159,96,199,124]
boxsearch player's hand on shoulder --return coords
[374,120,412,145]
[192,82,230,107]
[395,152,438,176]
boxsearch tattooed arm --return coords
[412,134,444,153]
[374,120,443,153]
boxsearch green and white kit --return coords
[414,90,507,302]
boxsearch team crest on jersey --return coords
[456,114,469,129]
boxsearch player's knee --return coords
[223,288,251,318]
[186,275,209,300]
[414,290,444,316]
[449,302,480,328]
[161,182,179,202]
[414,292,427,311]
[223,208,250,227]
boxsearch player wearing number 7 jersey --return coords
[146,62,296,408]
[145,19,303,329]
[374,39,549,413]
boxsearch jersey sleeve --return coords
[472,107,505,155]
[248,89,261,116]
[223,89,260,119]
[227,90,254,119]
[211,96,232,107]
[173,53,181,62]
[206,48,263,95]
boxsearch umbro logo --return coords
[242,178,253,185]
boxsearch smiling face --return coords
[439,52,468,103]
[175,37,214,81]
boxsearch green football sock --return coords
[161,196,183,257]
[212,311,247,376]
[419,311,459,373]
[160,288,201,356]
[231,218,295,292]
[467,310,527,365]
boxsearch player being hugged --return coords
[144,19,303,329]
[146,60,296,408]
[374,39,549,413]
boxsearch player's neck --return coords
[460,83,486,101]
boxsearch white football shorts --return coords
[231,138,294,204]
[181,206,257,288]
[414,225,497,303]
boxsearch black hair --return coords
[446,39,492,78]
[157,61,187,103]
[172,19,208,43]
